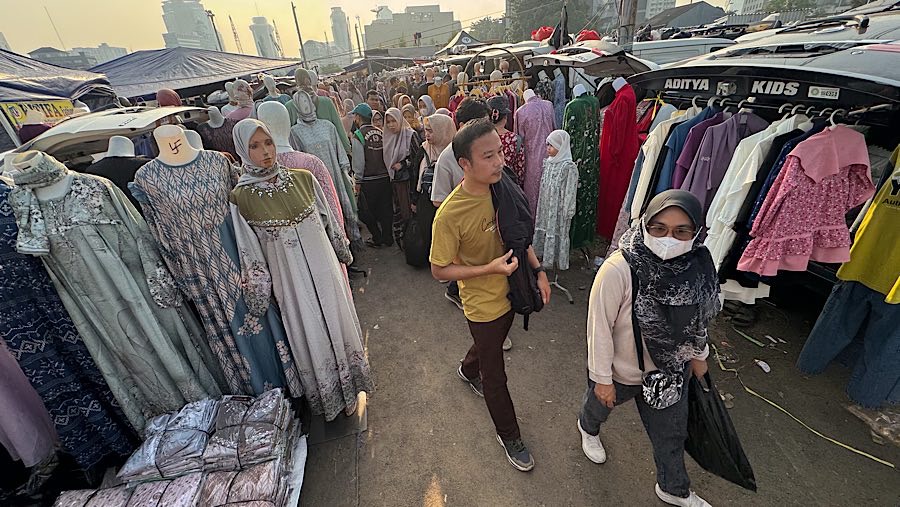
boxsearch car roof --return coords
[735,11,900,45]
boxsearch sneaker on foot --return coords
[496,435,535,472]
[445,291,464,310]
[457,363,484,397]
[655,484,711,507]
[502,336,513,351]
[577,419,606,464]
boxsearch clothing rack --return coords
[550,271,574,304]
[661,94,898,127]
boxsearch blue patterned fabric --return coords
[130,151,302,396]
[553,73,567,129]
[0,180,138,470]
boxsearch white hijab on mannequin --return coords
[257,101,294,153]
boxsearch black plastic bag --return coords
[685,373,757,491]
[402,216,429,268]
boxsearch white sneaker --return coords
[502,336,513,351]
[655,483,711,507]
[577,419,607,464]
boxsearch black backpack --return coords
[420,150,436,198]
[490,170,543,330]
[402,215,429,268]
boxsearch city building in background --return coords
[250,16,280,58]
[0,32,10,52]
[71,43,128,65]
[161,0,221,51]
[645,0,678,21]
[28,47,97,70]
[302,39,346,70]
[592,0,677,28]
[330,7,352,66]
[364,5,461,50]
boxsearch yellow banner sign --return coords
[1,100,76,130]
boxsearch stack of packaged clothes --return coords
[53,389,307,507]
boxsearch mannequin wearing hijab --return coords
[156,88,182,107]
[221,82,238,116]
[534,130,579,271]
[257,101,355,245]
[579,189,718,506]
[10,151,226,430]
[131,126,299,397]
[383,107,424,244]
[230,119,373,421]
[289,91,354,234]
[226,79,254,121]
[286,69,351,154]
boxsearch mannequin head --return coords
[256,101,293,152]
[263,75,279,97]
[612,77,628,92]
[224,82,236,103]
[449,65,460,80]
[295,91,317,123]
[232,79,253,106]
[425,68,435,82]
[153,124,199,165]
[207,106,225,128]
[524,89,536,102]
[246,127,276,169]
[499,60,510,73]
[308,70,319,88]
[295,68,311,90]
[12,151,44,171]
[490,70,502,82]
[104,136,135,158]
[156,88,182,107]
[573,84,587,97]
[184,129,204,150]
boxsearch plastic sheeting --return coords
[0,49,113,102]
[90,47,299,99]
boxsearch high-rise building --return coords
[250,17,279,58]
[0,32,10,52]
[331,8,351,52]
[161,0,220,51]
[364,5,461,50]
[645,0,677,21]
[71,43,128,65]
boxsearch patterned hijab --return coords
[232,79,254,108]
[232,119,284,187]
[9,152,69,255]
[292,90,318,123]
[619,190,720,374]
[382,107,414,171]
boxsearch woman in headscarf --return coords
[230,118,374,421]
[416,113,456,249]
[391,92,404,109]
[533,130,579,272]
[341,98,356,141]
[577,189,720,507]
[435,107,452,116]
[398,94,414,110]
[371,110,384,130]
[401,104,423,137]
[382,107,424,245]
[417,95,436,123]
[156,88,182,107]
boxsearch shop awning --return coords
[436,30,486,56]
[0,48,113,102]
[90,47,300,99]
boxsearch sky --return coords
[0,0,512,58]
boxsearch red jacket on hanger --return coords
[596,84,639,239]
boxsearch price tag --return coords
[808,86,840,100]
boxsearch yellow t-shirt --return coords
[837,146,900,303]
[430,185,512,322]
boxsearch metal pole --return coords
[206,10,223,52]
[354,23,364,58]
[291,2,308,66]
[618,0,636,53]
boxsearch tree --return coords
[506,0,595,42]
[764,0,814,11]
[469,17,507,42]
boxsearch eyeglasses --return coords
[645,223,697,241]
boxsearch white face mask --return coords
[642,229,695,260]
[434,77,443,86]
[419,107,428,116]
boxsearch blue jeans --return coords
[579,375,691,498]
[797,281,900,408]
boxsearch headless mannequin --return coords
[153,125,200,166]
[184,130,204,150]
[102,135,136,159]
[207,106,225,128]
[456,72,468,95]
[612,77,628,92]
[13,151,72,200]
[257,102,294,154]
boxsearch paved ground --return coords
[301,246,900,507]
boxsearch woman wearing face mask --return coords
[417,96,436,125]
[383,107,424,244]
[577,190,720,507]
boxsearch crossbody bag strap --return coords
[629,265,645,373]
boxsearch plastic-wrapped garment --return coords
[54,490,96,507]
[203,389,291,471]
[118,399,219,481]
[199,460,284,506]
[85,485,132,507]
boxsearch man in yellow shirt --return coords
[430,118,550,472]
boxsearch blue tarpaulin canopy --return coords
[90,47,300,99]
[0,48,113,102]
